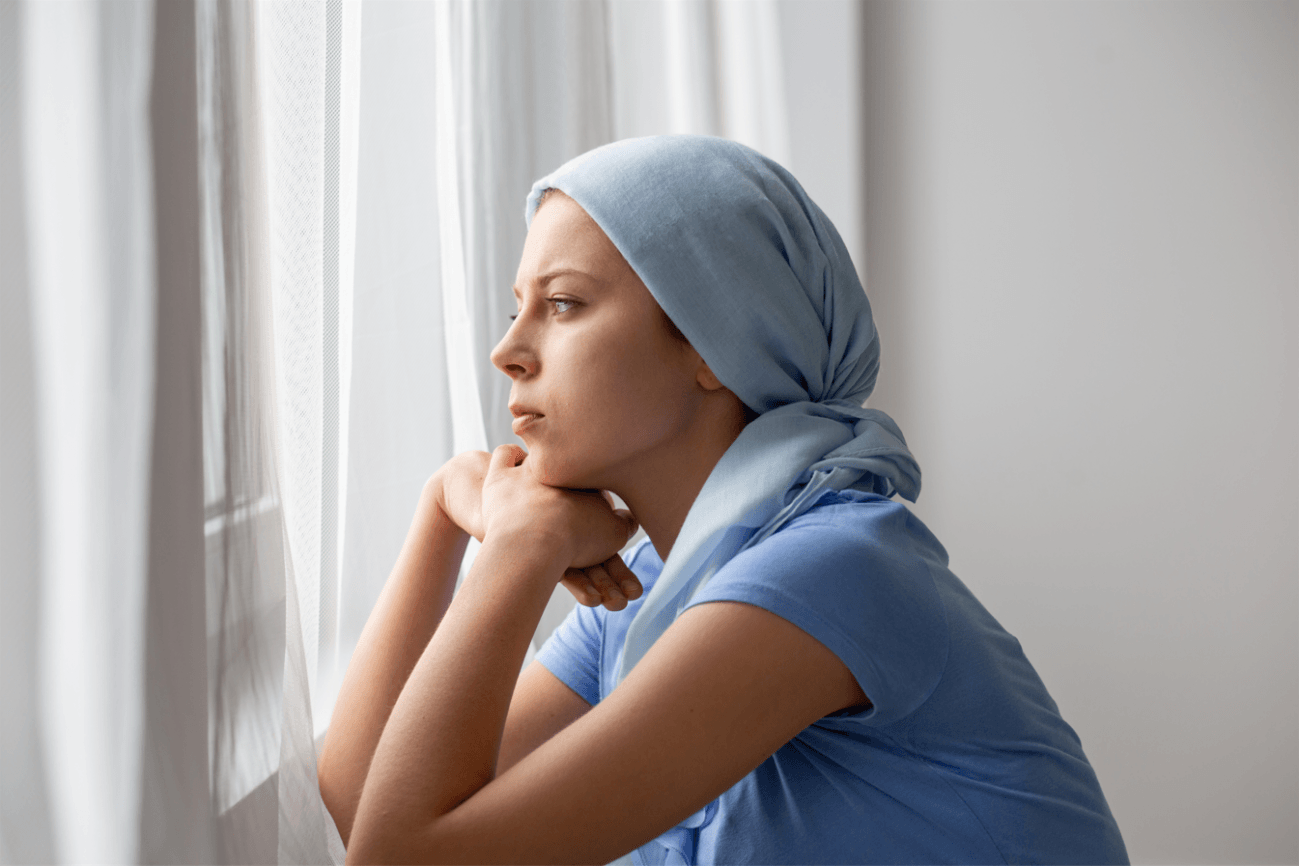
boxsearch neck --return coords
[607,398,748,562]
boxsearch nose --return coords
[490,319,537,380]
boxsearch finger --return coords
[602,554,643,601]
[561,570,602,607]
[488,443,527,473]
[562,575,600,607]
[614,508,640,541]
[586,564,627,610]
[585,564,628,611]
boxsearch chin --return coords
[522,448,577,488]
[524,445,602,490]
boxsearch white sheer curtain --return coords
[608,0,790,163]
[197,0,355,860]
[0,1,795,862]
[1,1,156,861]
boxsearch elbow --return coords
[341,834,366,866]
[348,808,463,866]
[343,789,408,865]
[343,829,380,866]
[317,753,354,849]
[345,818,419,866]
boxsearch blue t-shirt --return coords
[537,490,1128,865]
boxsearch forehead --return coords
[514,193,634,290]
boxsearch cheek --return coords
[566,336,682,422]
[583,355,691,451]
[529,334,689,483]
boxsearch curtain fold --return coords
[198,0,285,837]
[139,0,210,860]
[607,0,790,162]
[199,0,355,861]
[0,1,54,861]
[1,1,157,861]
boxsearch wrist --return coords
[421,471,467,541]
[422,466,447,510]
[476,530,572,585]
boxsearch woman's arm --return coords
[317,473,469,845]
[496,662,594,775]
[349,595,866,864]
[346,447,867,864]
[320,449,636,844]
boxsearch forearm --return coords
[318,476,469,844]
[346,536,567,864]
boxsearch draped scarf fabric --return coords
[524,134,921,688]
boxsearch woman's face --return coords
[491,192,709,490]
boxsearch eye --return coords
[508,297,578,322]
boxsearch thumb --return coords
[615,508,639,541]
[489,443,527,473]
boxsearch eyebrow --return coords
[512,268,600,298]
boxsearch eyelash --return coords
[509,298,577,322]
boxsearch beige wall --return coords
[853,2,1298,862]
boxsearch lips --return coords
[509,404,545,435]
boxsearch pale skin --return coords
[318,192,870,864]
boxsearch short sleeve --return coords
[535,595,605,707]
[685,495,950,727]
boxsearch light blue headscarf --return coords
[525,135,921,687]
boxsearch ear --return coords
[696,360,726,392]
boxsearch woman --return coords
[318,135,1128,865]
